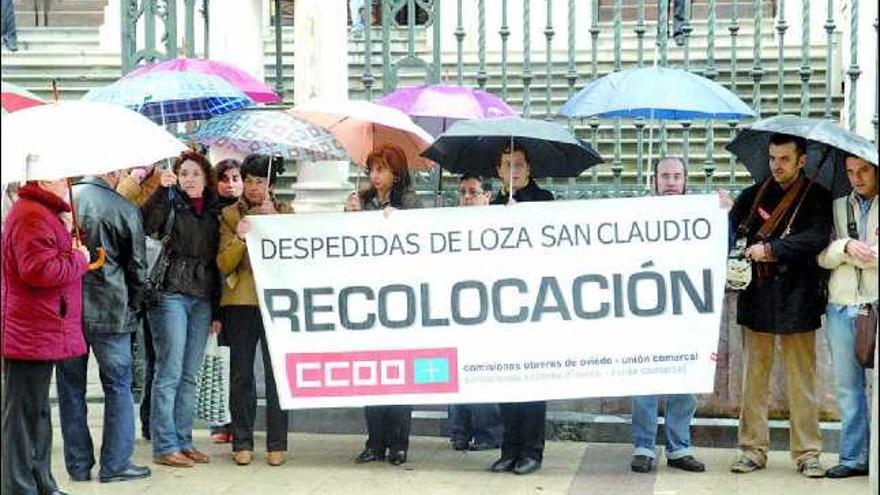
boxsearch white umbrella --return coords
[289,98,434,170]
[1,100,186,184]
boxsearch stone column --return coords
[208,0,265,81]
[291,0,352,213]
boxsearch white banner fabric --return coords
[246,195,728,409]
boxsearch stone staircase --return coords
[12,0,107,28]
[1,19,846,193]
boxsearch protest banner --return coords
[246,195,728,409]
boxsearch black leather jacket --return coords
[73,176,147,334]
[142,186,221,318]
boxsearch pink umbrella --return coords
[377,84,517,136]
[289,99,434,170]
[122,58,281,104]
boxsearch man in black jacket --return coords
[55,172,151,484]
[722,133,832,478]
[488,144,553,476]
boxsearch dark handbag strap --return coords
[846,195,859,240]
[159,188,177,242]
[845,196,864,290]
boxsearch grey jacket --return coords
[73,176,147,334]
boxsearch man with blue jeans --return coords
[630,157,705,473]
[55,172,151,483]
[817,154,877,479]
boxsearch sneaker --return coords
[730,455,763,473]
[798,458,826,478]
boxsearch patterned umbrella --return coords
[1,81,44,114]
[122,58,281,104]
[191,109,349,162]
[82,71,253,125]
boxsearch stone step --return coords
[14,11,105,28]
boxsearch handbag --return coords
[143,195,176,304]
[846,198,877,368]
[195,333,232,425]
[855,302,877,368]
[726,237,752,291]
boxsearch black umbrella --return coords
[421,116,603,180]
[726,115,878,198]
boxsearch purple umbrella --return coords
[378,84,517,204]
[377,84,517,137]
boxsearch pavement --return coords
[45,405,870,495]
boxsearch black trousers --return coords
[138,314,155,435]
[224,305,289,452]
[364,406,412,453]
[499,401,546,461]
[1,359,58,495]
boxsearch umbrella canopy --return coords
[726,115,879,198]
[191,109,349,161]
[377,84,517,136]
[289,99,435,169]
[558,67,756,120]
[82,71,253,125]
[1,101,186,184]
[122,58,281,104]
[1,81,44,114]
[422,116,603,179]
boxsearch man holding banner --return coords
[724,133,832,478]
[630,157,705,474]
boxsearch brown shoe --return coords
[181,448,210,464]
[154,452,195,468]
[266,451,286,466]
[233,450,253,466]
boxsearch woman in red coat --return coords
[1,179,90,495]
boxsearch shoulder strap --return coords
[736,178,774,238]
[160,189,177,239]
[846,195,859,240]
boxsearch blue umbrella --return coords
[82,71,253,125]
[558,67,756,120]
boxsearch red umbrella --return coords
[1,82,44,113]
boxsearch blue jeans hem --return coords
[632,446,657,459]
[665,447,694,460]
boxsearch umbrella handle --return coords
[88,247,106,271]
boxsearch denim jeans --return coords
[632,394,697,460]
[148,291,211,457]
[1,0,17,49]
[825,306,870,469]
[55,333,136,478]
[448,404,502,447]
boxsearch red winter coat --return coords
[1,183,89,361]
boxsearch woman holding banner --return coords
[346,144,419,466]
[217,154,293,467]
[489,143,554,476]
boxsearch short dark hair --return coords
[240,154,285,186]
[768,133,808,157]
[459,172,485,185]
[495,142,531,176]
[214,158,241,181]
